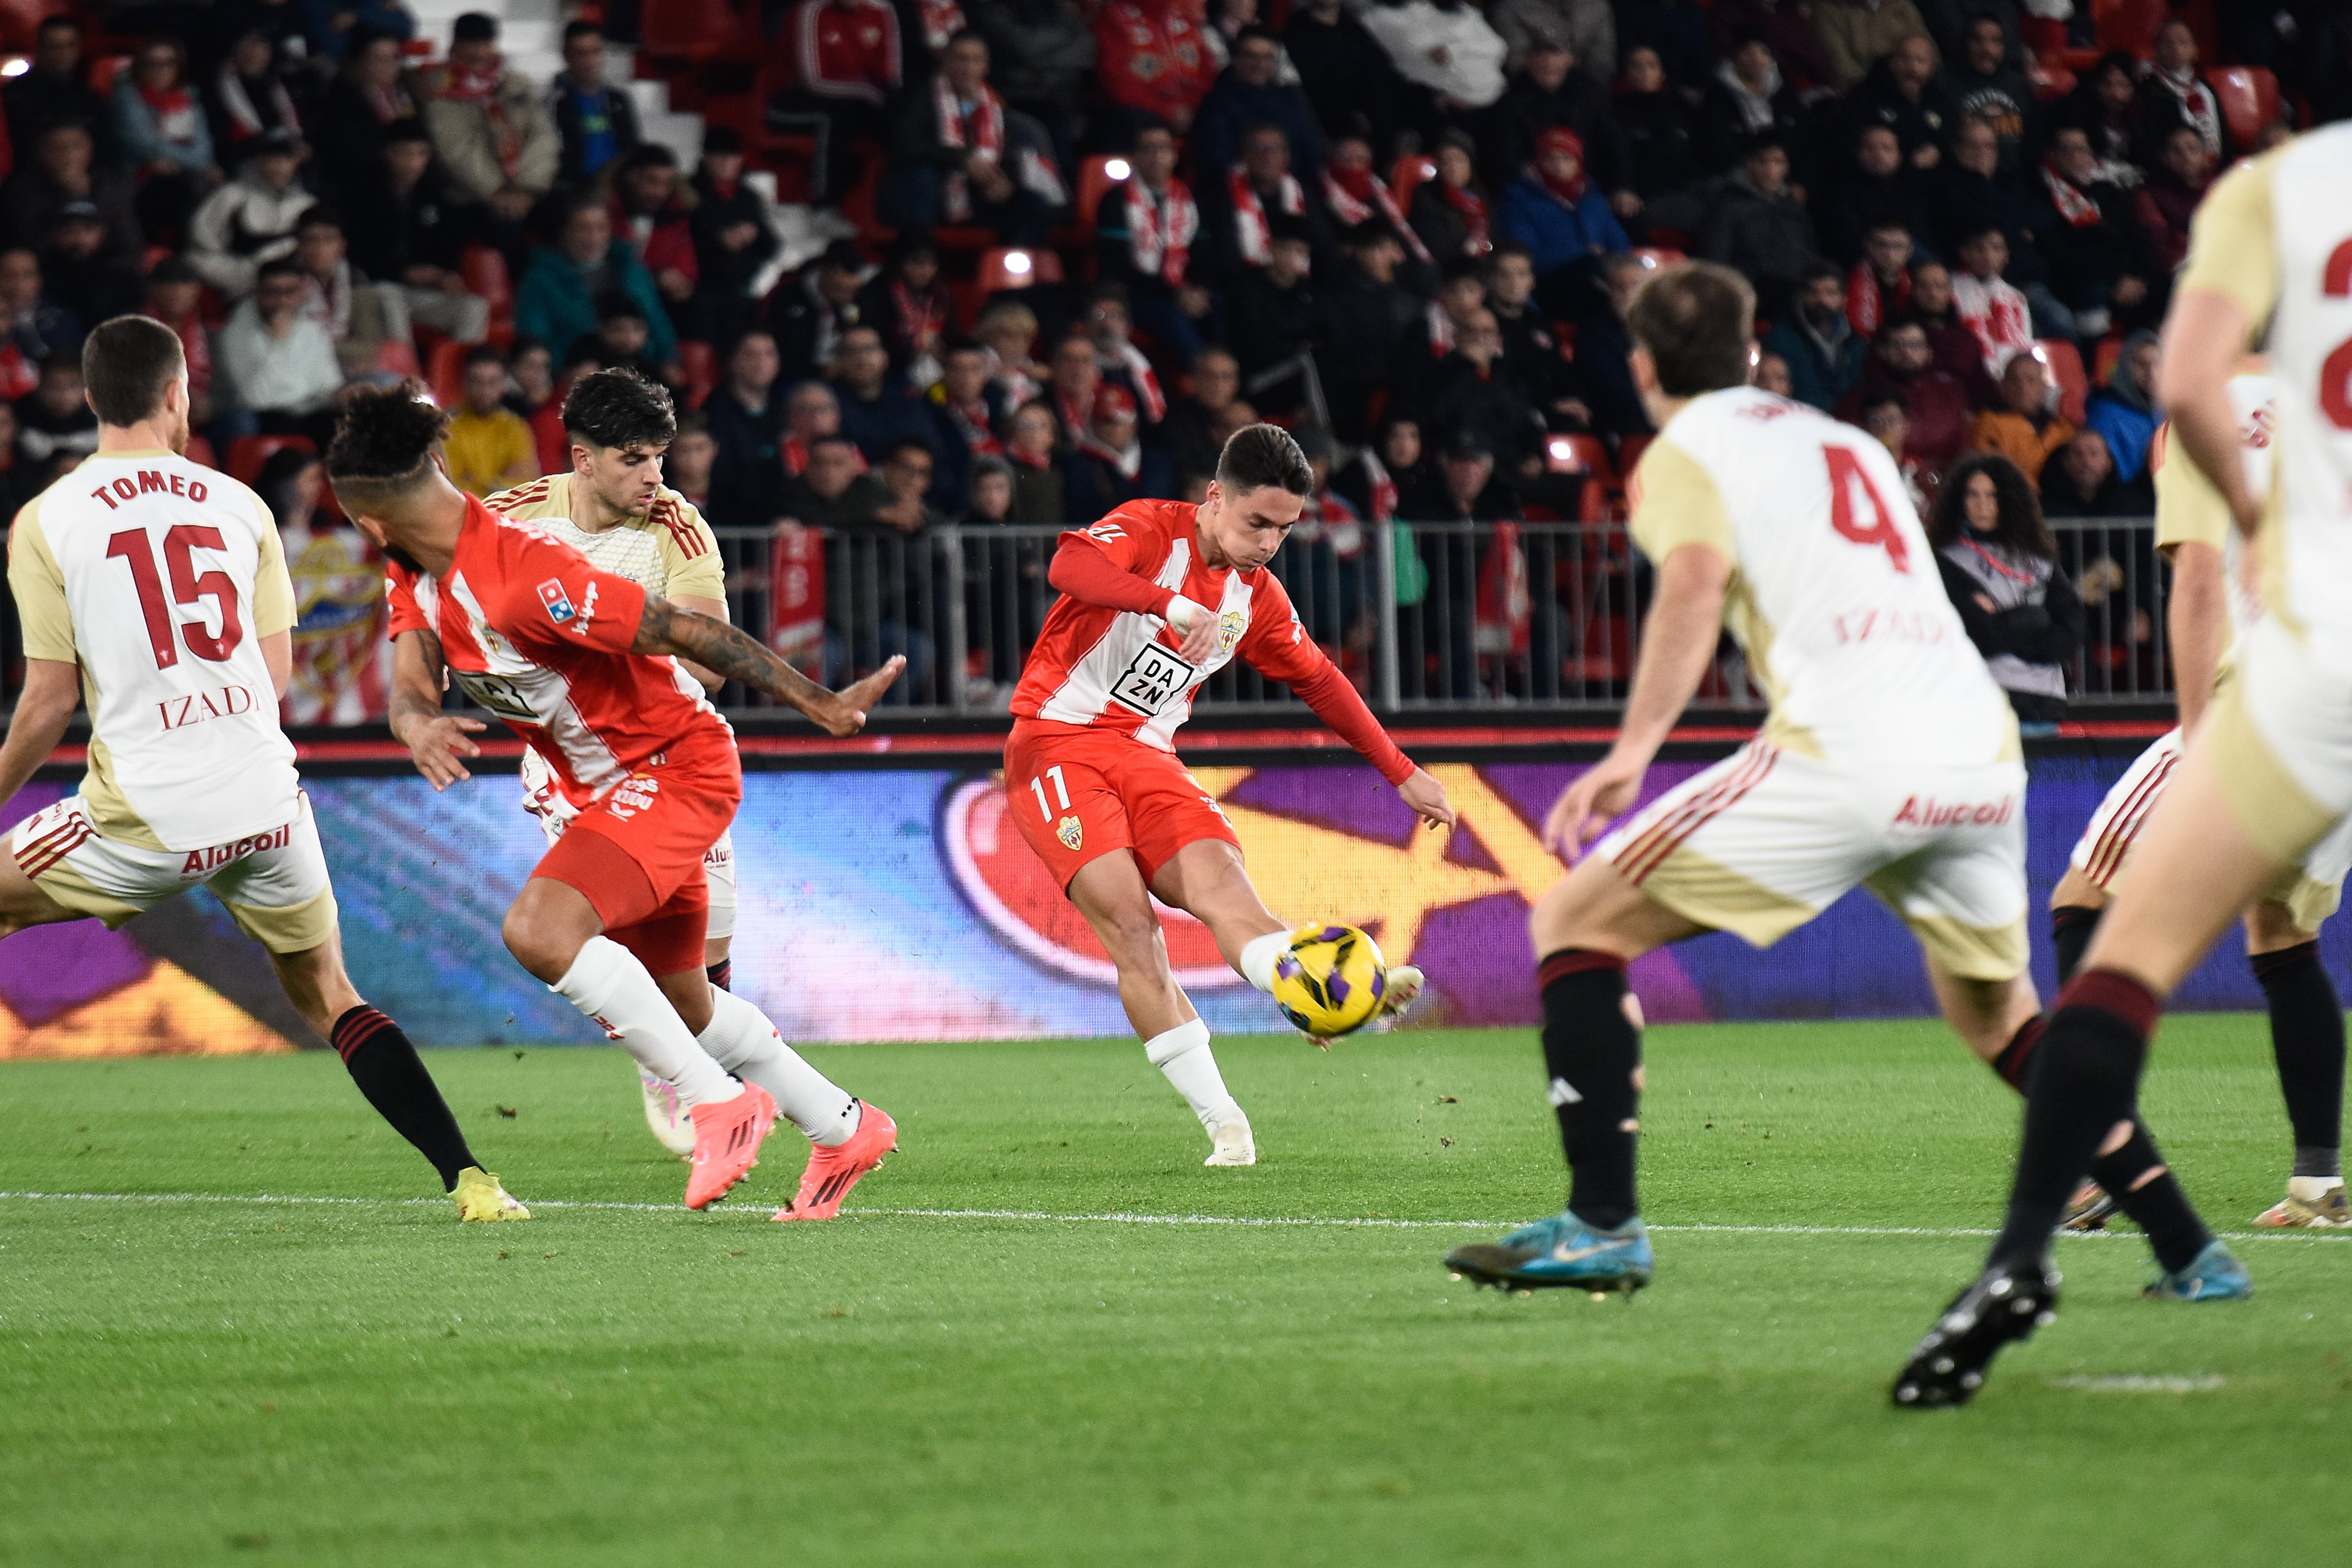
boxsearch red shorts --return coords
[1004,719,1240,888]
[534,732,741,974]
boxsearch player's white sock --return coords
[550,936,741,1108]
[1145,1018,1237,1131]
[2289,1175,2345,1204]
[1238,930,1288,994]
[695,987,861,1145]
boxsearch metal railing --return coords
[0,518,2176,720]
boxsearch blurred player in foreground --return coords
[0,317,527,1221]
[1896,124,2352,1407]
[1443,262,2217,1305]
[404,367,739,1158]
[2051,367,2351,1234]
[335,387,902,1216]
[1006,425,1455,1166]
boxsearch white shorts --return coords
[2069,722,2352,931]
[521,746,736,941]
[2207,617,2352,879]
[10,793,338,954]
[1596,741,2030,980]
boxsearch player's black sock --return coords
[1990,1014,2044,1091]
[1537,949,1642,1230]
[2050,905,2102,985]
[2251,941,2345,1177]
[1988,970,2159,1270]
[332,1006,479,1192]
[706,958,733,993]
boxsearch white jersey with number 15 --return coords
[1626,385,2016,769]
[6,450,299,851]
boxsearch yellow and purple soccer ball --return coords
[1271,923,1387,1038]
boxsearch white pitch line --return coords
[0,1189,2346,1244]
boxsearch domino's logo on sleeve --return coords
[538,578,576,623]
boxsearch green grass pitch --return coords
[4,1017,2350,1567]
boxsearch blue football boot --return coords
[1443,1210,1652,1294]
[2143,1241,2252,1302]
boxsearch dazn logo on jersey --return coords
[538,578,575,623]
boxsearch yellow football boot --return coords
[453,1167,531,1222]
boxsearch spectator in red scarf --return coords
[1844,217,1914,337]
[209,27,304,174]
[1081,284,1166,432]
[925,338,1008,507]
[608,144,698,321]
[113,37,216,240]
[315,31,423,206]
[421,14,557,228]
[2133,18,2228,167]
[1063,383,1175,517]
[879,31,1059,245]
[1001,398,1066,522]
[780,379,853,479]
[1095,120,1214,365]
[1201,121,1335,285]
[1044,331,1102,446]
[1323,126,1432,289]
[1498,126,1630,304]
[2032,122,2156,340]
[1096,0,1217,137]
[141,255,215,431]
[857,233,955,383]
[1409,130,1493,261]
[2133,125,2210,278]
[768,0,900,205]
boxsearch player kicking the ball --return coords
[1444,262,2219,1302]
[333,386,902,1216]
[0,316,527,1221]
[1008,426,1455,1164]
[398,367,740,1160]
[2050,367,2352,1236]
[1896,124,2352,1407]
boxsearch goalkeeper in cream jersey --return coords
[1442,261,2205,1304]
[0,314,525,1221]
[394,369,734,1157]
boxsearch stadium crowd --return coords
[0,0,2347,716]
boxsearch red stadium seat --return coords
[1615,433,1653,480]
[226,435,314,485]
[2092,0,2168,54]
[375,339,421,379]
[1632,247,1685,270]
[1391,152,1436,205]
[975,247,1064,294]
[0,0,66,53]
[679,339,717,408]
[2039,338,2089,426]
[2028,62,2075,102]
[1074,154,1127,236]
[183,432,217,470]
[426,338,467,406]
[1544,433,1616,485]
[87,55,128,95]
[2206,66,2282,148]
[642,0,740,62]
[2020,16,2068,57]
[459,245,512,320]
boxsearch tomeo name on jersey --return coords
[6,451,299,850]
[1629,386,2015,767]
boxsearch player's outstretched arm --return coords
[1543,543,1730,858]
[388,629,485,792]
[0,658,78,810]
[633,596,904,735]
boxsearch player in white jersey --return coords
[0,315,526,1221]
[2051,373,2352,1233]
[1896,124,2352,1408]
[1443,261,2069,1297]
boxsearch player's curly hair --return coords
[325,381,448,502]
[562,366,677,453]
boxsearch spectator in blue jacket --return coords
[113,37,216,237]
[828,323,941,467]
[1497,126,1629,289]
[1759,262,1867,412]
[1192,26,1328,178]
[515,197,678,373]
[2081,328,2161,485]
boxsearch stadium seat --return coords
[459,245,512,321]
[976,247,1064,295]
[1632,246,1685,270]
[0,0,66,53]
[2206,66,2282,148]
[2092,0,2169,54]
[1615,433,1653,480]
[1074,154,1127,236]
[641,0,740,63]
[1545,433,1616,485]
[87,55,128,94]
[2028,62,2075,102]
[2020,16,2068,57]
[182,432,216,470]
[2040,338,2089,426]
[426,338,467,405]
[1391,153,1437,205]
[374,339,421,379]
[680,340,718,407]
[226,435,314,485]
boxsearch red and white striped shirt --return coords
[792,0,901,105]
[385,495,730,809]
[1010,498,1413,781]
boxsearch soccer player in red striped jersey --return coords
[331,387,904,1217]
[1006,425,1456,1166]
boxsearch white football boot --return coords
[1205,1107,1257,1167]
[638,1065,696,1158]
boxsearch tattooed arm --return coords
[632,597,904,735]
